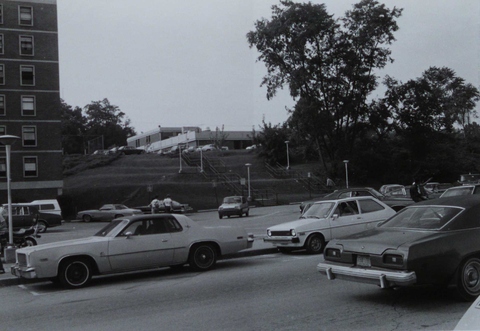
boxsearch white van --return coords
[29,199,62,216]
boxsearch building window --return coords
[22,126,37,147]
[0,95,5,116]
[0,64,4,85]
[19,35,34,56]
[0,126,5,135]
[20,65,34,86]
[23,157,38,177]
[146,136,151,144]
[19,6,33,26]
[0,5,4,25]
[21,96,35,116]
[0,34,4,54]
[0,158,5,177]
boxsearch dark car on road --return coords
[317,195,480,301]
[300,187,414,213]
[2,204,63,233]
[218,196,249,219]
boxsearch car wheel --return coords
[304,234,325,254]
[23,237,37,247]
[456,257,480,301]
[245,210,249,217]
[58,258,93,289]
[83,215,92,223]
[219,214,223,219]
[36,220,47,233]
[189,244,217,271]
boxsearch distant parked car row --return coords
[93,146,144,155]
[76,200,193,222]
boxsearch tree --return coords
[61,99,87,154]
[247,0,402,173]
[84,98,136,149]
[379,67,479,175]
[256,121,291,166]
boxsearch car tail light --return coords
[325,248,341,259]
[383,254,404,265]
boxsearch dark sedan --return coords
[300,187,413,213]
[317,195,480,301]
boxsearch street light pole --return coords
[178,144,184,173]
[343,160,349,188]
[245,163,251,200]
[0,135,20,245]
[285,140,290,170]
[200,148,203,173]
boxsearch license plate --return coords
[357,255,371,267]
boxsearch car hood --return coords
[332,228,437,255]
[17,236,108,254]
[269,217,327,231]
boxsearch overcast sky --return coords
[56,0,480,135]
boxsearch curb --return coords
[0,248,280,287]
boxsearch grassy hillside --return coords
[62,150,326,219]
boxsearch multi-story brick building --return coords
[0,0,63,202]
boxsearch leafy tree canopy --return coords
[61,98,136,154]
[248,0,403,171]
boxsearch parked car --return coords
[317,195,480,301]
[1,204,63,233]
[266,197,395,254]
[134,200,192,214]
[202,144,216,151]
[29,199,62,216]
[218,196,249,219]
[11,213,254,288]
[246,145,257,150]
[459,174,480,185]
[76,204,143,222]
[303,187,414,212]
[379,184,407,197]
[440,184,480,198]
[118,146,144,155]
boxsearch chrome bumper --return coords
[11,265,37,279]
[317,260,417,288]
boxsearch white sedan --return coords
[11,214,254,288]
[264,196,396,254]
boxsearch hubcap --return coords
[463,260,480,294]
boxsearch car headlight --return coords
[267,229,272,237]
[290,229,296,236]
[235,206,240,210]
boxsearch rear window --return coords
[442,187,473,197]
[39,204,55,210]
[359,199,385,213]
[380,206,461,230]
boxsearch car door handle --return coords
[162,239,168,242]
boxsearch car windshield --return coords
[301,202,335,219]
[94,220,124,237]
[441,187,473,198]
[380,206,462,230]
[224,197,241,203]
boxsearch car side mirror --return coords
[332,214,339,220]
[125,231,134,238]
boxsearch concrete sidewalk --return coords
[0,237,279,287]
